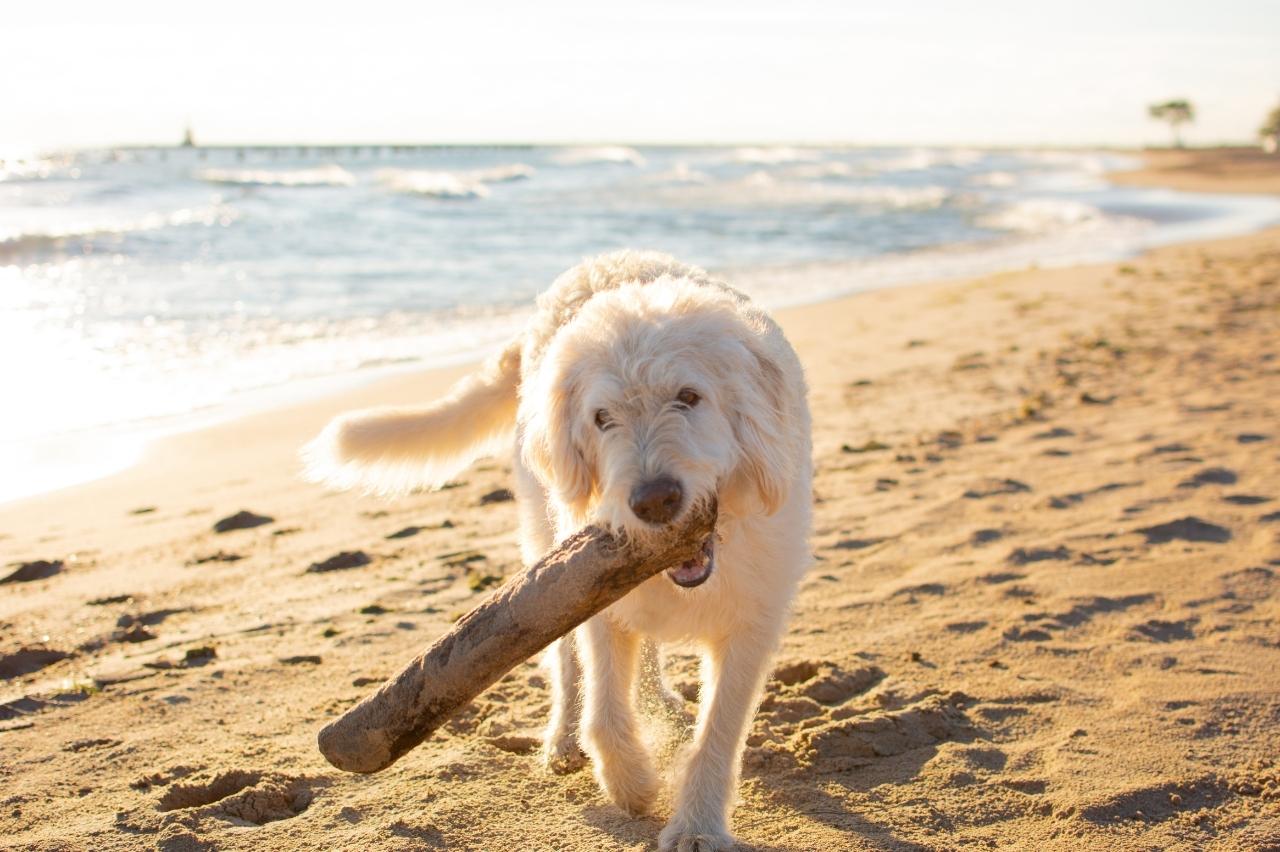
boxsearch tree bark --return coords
[318,501,717,773]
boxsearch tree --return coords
[1261,103,1280,154]
[1148,99,1195,148]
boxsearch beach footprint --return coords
[156,769,325,826]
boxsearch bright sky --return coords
[4,0,1278,152]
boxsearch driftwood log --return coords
[318,501,717,773]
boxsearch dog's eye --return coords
[675,388,701,408]
[594,409,614,431]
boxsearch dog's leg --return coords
[543,636,585,772]
[659,625,779,852]
[579,615,659,815]
[516,460,586,773]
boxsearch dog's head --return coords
[521,277,800,587]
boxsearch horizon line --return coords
[13,138,1268,156]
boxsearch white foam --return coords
[376,163,535,199]
[0,205,239,261]
[731,146,821,165]
[656,175,950,210]
[196,164,356,187]
[645,162,711,184]
[976,198,1112,235]
[784,161,857,179]
[969,170,1018,188]
[376,169,490,199]
[469,163,536,183]
[866,147,984,173]
[552,146,646,166]
[846,185,951,208]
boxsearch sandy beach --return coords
[3,149,1280,852]
[1109,147,1280,195]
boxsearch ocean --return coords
[3,143,1279,502]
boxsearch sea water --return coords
[2,144,1278,501]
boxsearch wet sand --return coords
[2,150,1279,851]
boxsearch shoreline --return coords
[2,216,1277,539]
[1109,146,1280,195]
[2,148,1279,850]
[5,148,1279,511]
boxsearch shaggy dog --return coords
[303,251,812,851]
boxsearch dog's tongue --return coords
[667,559,711,586]
[666,537,714,587]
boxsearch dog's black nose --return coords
[629,476,684,525]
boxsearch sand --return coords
[1109,146,1280,195]
[2,150,1279,851]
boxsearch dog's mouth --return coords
[666,533,715,588]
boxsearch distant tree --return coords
[1261,103,1280,154]
[1148,99,1195,148]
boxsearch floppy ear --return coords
[730,337,794,515]
[520,361,594,514]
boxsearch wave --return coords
[1014,150,1114,173]
[379,168,494,199]
[0,205,238,262]
[1011,151,1139,191]
[839,184,951,209]
[469,163,535,183]
[552,146,646,166]
[0,153,80,183]
[376,163,535,199]
[377,169,489,199]
[969,171,1018,188]
[644,162,711,185]
[784,161,857,180]
[975,198,1110,235]
[732,146,821,165]
[196,164,356,187]
[661,174,950,210]
[865,148,984,174]
[740,173,950,208]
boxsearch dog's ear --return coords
[520,361,594,514]
[729,335,795,515]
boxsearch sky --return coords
[3,0,1278,152]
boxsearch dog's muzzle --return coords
[666,532,715,588]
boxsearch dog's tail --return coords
[301,338,522,495]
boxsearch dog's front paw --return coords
[596,757,659,816]
[543,732,587,774]
[658,820,735,852]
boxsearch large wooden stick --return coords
[318,501,717,773]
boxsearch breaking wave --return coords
[377,170,489,199]
[784,161,858,180]
[976,198,1112,235]
[865,148,985,174]
[376,164,534,199]
[658,173,951,210]
[969,171,1019,188]
[552,146,646,166]
[468,163,535,183]
[196,164,356,187]
[731,146,822,165]
[0,205,238,262]
[645,162,712,184]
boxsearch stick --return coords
[318,501,717,773]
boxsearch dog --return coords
[303,251,812,851]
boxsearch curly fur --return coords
[302,250,813,850]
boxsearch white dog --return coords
[304,251,812,851]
